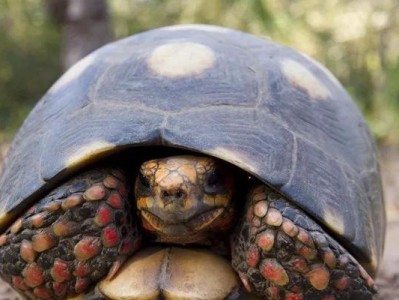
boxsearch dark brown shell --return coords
[0,25,384,273]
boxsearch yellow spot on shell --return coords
[66,141,115,170]
[0,213,12,226]
[300,53,342,88]
[147,42,215,78]
[0,212,16,234]
[324,209,345,236]
[281,59,331,100]
[212,147,257,174]
[50,54,96,94]
[162,24,230,34]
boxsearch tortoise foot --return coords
[0,168,141,299]
[231,185,376,300]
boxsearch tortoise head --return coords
[135,155,236,244]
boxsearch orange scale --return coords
[32,231,56,252]
[260,259,289,286]
[246,245,260,268]
[101,225,120,248]
[290,257,309,273]
[335,276,350,290]
[84,185,106,201]
[74,237,101,261]
[12,276,29,291]
[51,259,72,283]
[33,286,53,299]
[52,282,68,297]
[107,192,123,209]
[94,205,113,227]
[0,234,7,246]
[75,277,90,294]
[74,261,91,277]
[285,292,304,300]
[20,240,38,263]
[22,263,45,288]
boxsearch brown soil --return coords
[0,145,398,299]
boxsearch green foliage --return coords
[0,0,398,144]
[110,0,399,145]
[0,0,61,140]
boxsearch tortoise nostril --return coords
[160,188,187,205]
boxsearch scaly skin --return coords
[231,185,376,300]
[0,168,141,299]
[135,155,236,245]
[0,156,377,299]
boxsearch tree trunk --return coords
[46,0,113,70]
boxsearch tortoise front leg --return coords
[0,168,141,299]
[231,185,376,300]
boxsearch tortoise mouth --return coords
[140,207,226,235]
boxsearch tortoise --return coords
[0,24,385,299]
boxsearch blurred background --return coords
[0,0,398,298]
[0,0,398,145]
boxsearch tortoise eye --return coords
[205,169,226,194]
[139,173,150,188]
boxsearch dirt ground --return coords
[0,145,398,299]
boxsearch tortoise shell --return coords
[0,24,384,274]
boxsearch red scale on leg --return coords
[20,240,38,263]
[10,218,23,234]
[74,261,92,278]
[267,286,281,299]
[285,292,303,300]
[296,229,314,248]
[246,245,260,268]
[42,201,61,212]
[52,219,78,237]
[22,263,45,288]
[120,239,134,256]
[101,224,120,248]
[0,234,7,246]
[335,276,350,290]
[75,277,90,294]
[306,264,330,290]
[51,259,72,283]
[107,192,123,209]
[232,185,377,299]
[260,259,289,286]
[103,176,120,189]
[256,229,275,251]
[1,168,142,300]
[32,230,56,252]
[28,212,48,229]
[84,185,106,201]
[290,257,309,273]
[296,242,317,260]
[74,237,102,261]
[52,282,68,297]
[322,250,337,269]
[12,276,29,291]
[33,286,53,299]
[94,205,113,227]
[62,195,83,210]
